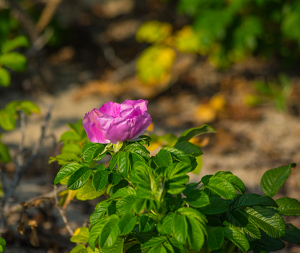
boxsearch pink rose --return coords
[83,100,152,144]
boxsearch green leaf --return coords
[185,189,210,208]
[130,152,146,164]
[49,153,82,165]
[90,200,110,224]
[0,142,11,163]
[202,176,237,199]
[129,161,153,192]
[108,171,121,186]
[0,67,10,87]
[177,125,216,143]
[59,131,81,142]
[281,224,300,244]
[70,244,87,253]
[118,151,131,178]
[260,231,285,251]
[198,195,229,215]
[110,186,135,199]
[17,100,40,115]
[99,237,124,253]
[54,163,82,184]
[173,213,187,244]
[0,108,15,131]
[191,156,203,175]
[157,212,174,235]
[245,206,286,238]
[178,207,207,224]
[0,52,27,72]
[215,172,245,194]
[89,220,105,250]
[67,119,84,135]
[186,216,205,250]
[0,237,6,246]
[163,147,191,164]
[207,227,225,250]
[223,226,250,252]
[276,197,300,216]
[87,247,99,253]
[67,166,92,190]
[62,143,81,155]
[139,215,154,233]
[71,227,89,243]
[154,149,173,167]
[141,236,167,250]
[1,35,29,53]
[98,215,119,248]
[93,170,109,192]
[260,163,296,197]
[109,153,119,170]
[76,180,104,200]
[174,141,203,157]
[109,179,128,196]
[132,198,147,214]
[116,195,137,216]
[118,213,137,235]
[82,143,105,163]
[230,193,278,210]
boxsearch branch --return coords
[53,185,74,236]
[6,185,67,215]
[34,0,63,34]
[0,105,53,230]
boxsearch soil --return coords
[1,0,300,252]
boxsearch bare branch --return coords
[0,105,53,231]
[35,0,63,34]
[53,186,74,236]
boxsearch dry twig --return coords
[53,185,74,236]
[0,105,53,232]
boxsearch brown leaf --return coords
[27,219,38,227]
[30,227,39,247]
[17,222,26,235]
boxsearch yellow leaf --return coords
[137,45,176,85]
[209,93,226,111]
[195,104,217,123]
[136,20,172,44]
[174,26,208,54]
[146,123,154,132]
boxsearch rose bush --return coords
[83,99,152,144]
[51,99,300,253]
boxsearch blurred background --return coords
[0,0,300,252]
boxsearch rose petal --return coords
[121,99,148,113]
[99,101,121,118]
[120,106,141,118]
[97,115,132,144]
[129,112,152,139]
[83,109,110,144]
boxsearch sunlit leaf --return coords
[137,45,175,85]
[0,52,27,72]
[0,142,11,163]
[260,163,296,197]
[136,20,172,44]
[1,35,29,53]
[0,68,10,87]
